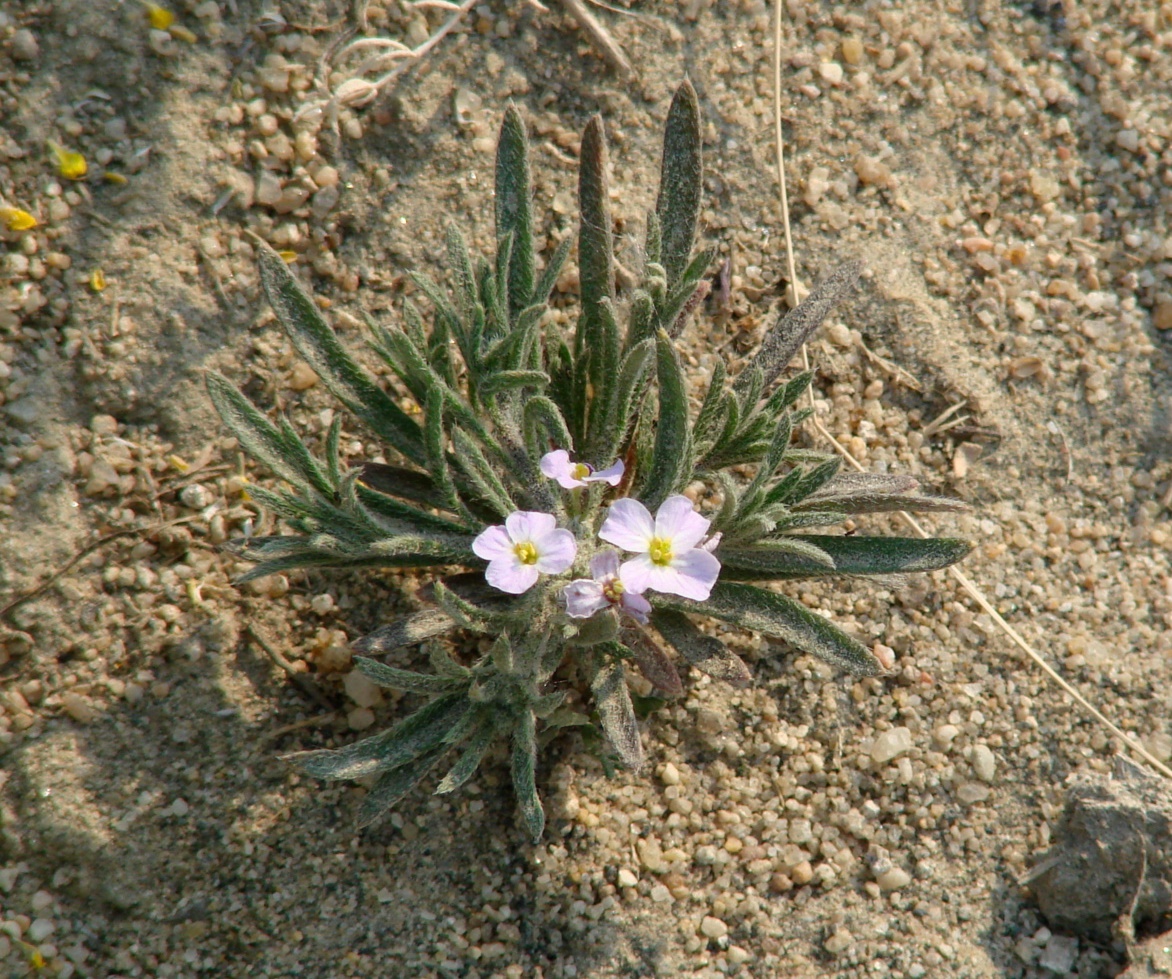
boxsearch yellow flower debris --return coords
[48,140,87,180]
[167,454,190,472]
[278,250,298,263]
[103,171,129,185]
[168,24,197,43]
[90,269,108,292]
[0,207,38,231]
[145,2,174,29]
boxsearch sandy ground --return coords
[2,0,1171,976]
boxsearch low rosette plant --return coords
[207,81,973,839]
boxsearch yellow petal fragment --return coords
[0,207,38,231]
[146,2,175,29]
[48,140,87,180]
[103,171,129,185]
[278,250,297,263]
[90,269,108,292]
[168,24,197,43]
[168,454,190,472]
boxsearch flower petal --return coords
[563,580,608,619]
[668,548,721,600]
[539,449,571,480]
[534,528,577,573]
[621,591,652,624]
[654,495,710,551]
[617,554,658,595]
[622,549,720,601]
[485,557,539,595]
[599,498,655,552]
[586,459,625,486]
[506,510,557,544]
[472,524,513,561]
[590,549,621,580]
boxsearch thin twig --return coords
[246,622,337,712]
[0,517,200,622]
[769,0,1172,781]
[558,0,633,78]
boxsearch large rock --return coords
[1030,759,1172,944]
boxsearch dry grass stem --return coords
[769,0,1171,781]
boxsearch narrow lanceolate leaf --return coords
[369,533,475,564]
[253,240,424,457]
[352,609,459,655]
[738,261,863,395]
[356,462,439,507]
[748,535,975,577]
[432,579,521,632]
[532,234,573,307]
[295,693,468,781]
[358,744,450,827]
[576,115,614,366]
[512,709,545,842]
[649,609,751,687]
[356,484,474,536]
[206,373,328,495]
[325,413,343,489]
[496,104,536,316]
[640,331,692,511]
[591,651,644,770]
[656,79,703,289]
[621,626,684,698]
[658,582,881,677]
[355,656,468,695]
[523,396,574,459]
[450,427,516,518]
[716,537,836,579]
[435,719,495,794]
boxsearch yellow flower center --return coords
[571,463,591,481]
[602,578,625,602]
[648,537,674,566]
[513,541,538,565]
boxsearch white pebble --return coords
[700,916,728,939]
[876,866,912,891]
[956,781,991,804]
[870,726,913,764]
[932,724,960,750]
[824,927,854,955]
[617,868,638,888]
[660,762,681,785]
[818,62,844,85]
[971,744,997,782]
[12,29,40,61]
[648,884,672,903]
[27,918,54,942]
[727,946,751,965]
[179,483,213,509]
[343,670,382,709]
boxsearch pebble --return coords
[824,927,854,955]
[288,362,318,391]
[933,723,960,749]
[1038,934,1078,974]
[727,946,751,965]
[700,916,728,940]
[347,707,375,731]
[648,884,672,903]
[818,62,844,85]
[956,782,992,804]
[637,837,664,873]
[26,918,53,942]
[876,866,912,891]
[660,762,681,785]
[616,868,637,888]
[61,692,100,724]
[343,670,383,709]
[870,726,913,763]
[179,484,213,510]
[1153,303,1172,331]
[971,744,997,782]
[11,29,39,61]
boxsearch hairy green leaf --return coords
[495,104,536,316]
[649,609,752,686]
[591,651,644,770]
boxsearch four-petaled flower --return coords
[598,496,721,601]
[563,549,652,624]
[540,449,624,490]
[473,512,577,595]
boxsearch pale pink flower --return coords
[540,449,624,490]
[563,549,652,624]
[598,495,721,602]
[472,511,576,595]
